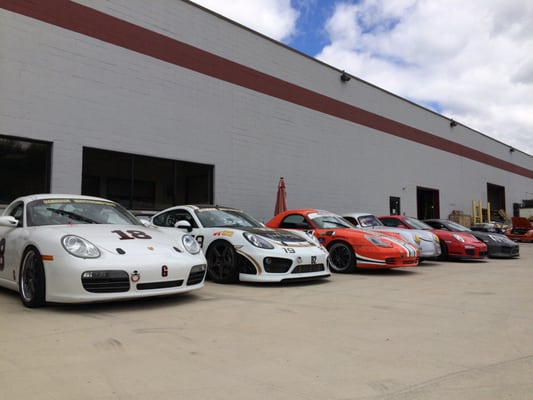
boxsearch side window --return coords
[7,202,24,227]
[153,210,198,228]
[172,210,198,228]
[343,216,358,226]
[380,218,399,227]
[280,214,311,229]
[152,212,172,227]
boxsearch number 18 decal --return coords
[112,230,152,240]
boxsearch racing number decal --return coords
[0,238,5,271]
[111,230,152,240]
[194,235,204,249]
[282,248,295,253]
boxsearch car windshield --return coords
[404,217,433,230]
[357,215,383,227]
[309,212,353,229]
[27,198,141,226]
[195,208,263,228]
[444,220,471,232]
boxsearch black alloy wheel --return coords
[19,246,46,307]
[206,241,239,283]
[328,242,356,273]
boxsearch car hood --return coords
[238,227,310,243]
[29,224,189,255]
[470,231,514,243]
[511,217,533,229]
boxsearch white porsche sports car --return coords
[150,205,331,283]
[342,212,441,260]
[0,194,207,307]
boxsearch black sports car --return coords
[424,219,519,259]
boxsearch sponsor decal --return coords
[43,199,71,204]
[213,230,234,237]
[73,199,115,206]
[161,265,168,277]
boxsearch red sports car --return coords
[378,215,488,260]
[505,217,533,242]
[266,209,419,273]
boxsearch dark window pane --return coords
[82,147,213,210]
[0,136,51,203]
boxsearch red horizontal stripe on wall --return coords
[1,0,532,178]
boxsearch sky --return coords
[190,0,533,156]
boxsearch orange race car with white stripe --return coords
[267,209,419,273]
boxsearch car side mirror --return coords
[175,220,193,232]
[0,216,19,227]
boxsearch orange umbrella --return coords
[274,177,288,216]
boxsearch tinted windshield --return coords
[27,198,141,226]
[404,217,433,230]
[309,212,353,229]
[357,215,383,227]
[195,208,263,228]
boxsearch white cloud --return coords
[190,0,533,155]
[316,0,533,155]
[190,0,299,42]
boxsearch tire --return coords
[328,242,356,273]
[19,246,46,308]
[438,241,449,260]
[206,241,239,283]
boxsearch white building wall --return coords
[1,0,532,222]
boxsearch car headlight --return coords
[413,234,421,245]
[365,235,393,248]
[182,234,201,254]
[243,232,275,249]
[62,235,100,258]
[452,234,465,242]
[433,234,440,243]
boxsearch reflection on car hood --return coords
[238,227,308,242]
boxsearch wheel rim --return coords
[208,244,235,280]
[330,245,352,271]
[21,250,38,302]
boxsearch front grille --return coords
[187,264,207,285]
[385,258,396,265]
[238,256,257,275]
[466,249,475,256]
[501,246,519,255]
[480,251,488,256]
[263,257,292,273]
[137,280,183,290]
[81,270,130,293]
[292,264,325,273]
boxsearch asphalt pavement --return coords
[1,244,532,400]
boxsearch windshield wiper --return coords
[47,208,98,224]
